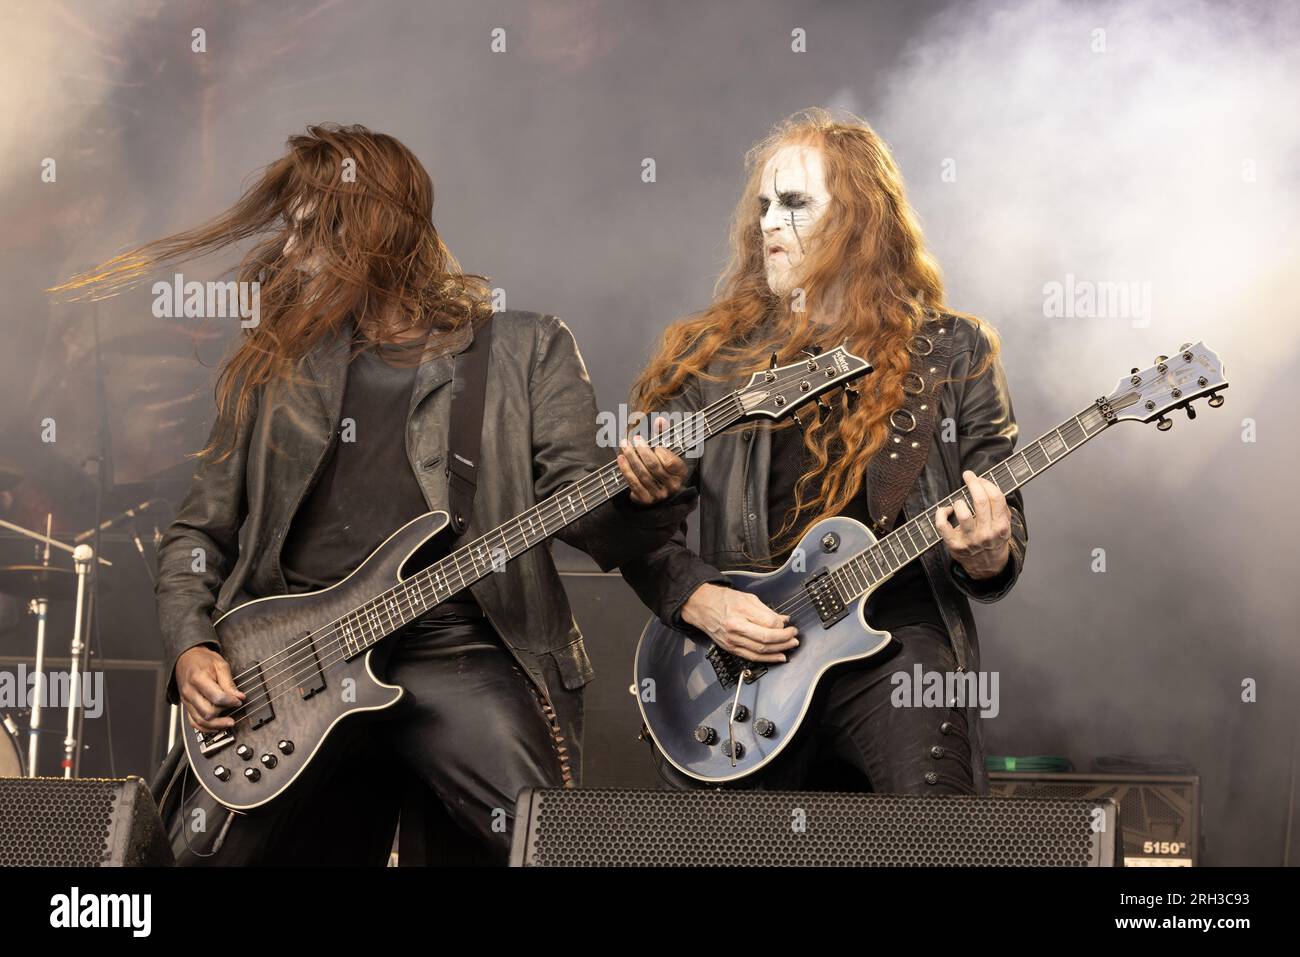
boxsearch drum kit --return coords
[0,488,114,779]
[0,303,206,779]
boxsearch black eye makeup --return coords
[758,191,813,215]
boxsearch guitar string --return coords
[216,399,1104,735]
[745,406,1107,628]
[208,394,744,725]
[210,396,1101,734]
[200,360,860,733]
[208,395,1112,738]
[214,362,824,696]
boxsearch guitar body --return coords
[182,510,452,811]
[634,515,895,784]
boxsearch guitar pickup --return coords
[805,568,849,627]
[294,635,327,700]
[244,661,276,729]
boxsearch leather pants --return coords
[651,621,978,795]
[154,613,568,866]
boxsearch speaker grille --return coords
[989,773,1198,864]
[514,788,1117,866]
[0,778,124,866]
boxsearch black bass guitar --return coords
[633,342,1228,783]
[186,345,871,810]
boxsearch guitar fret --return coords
[1041,429,1067,460]
[855,561,870,591]
[831,403,1113,604]
[1024,442,1049,473]
[841,558,859,593]
[1007,453,1033,483]
[864,549,885,583]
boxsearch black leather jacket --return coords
[155,310,696,712]
[619,314,1028,793]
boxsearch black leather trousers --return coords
[652,621,978,795]
[154,613,568,866]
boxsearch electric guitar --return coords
[185,345,871,810]
[633,342,1228,783]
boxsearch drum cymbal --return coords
[0,564,103,602]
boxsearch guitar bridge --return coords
[196,728,234,757]
[705,643,767,689]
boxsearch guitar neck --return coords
[830,401,1115,602]
[340,392,744,656]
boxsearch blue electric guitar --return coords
[633,343,1228,783]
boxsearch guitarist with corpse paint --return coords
[621,110,1028,796]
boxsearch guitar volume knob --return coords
[235,744,253,761]
[260,753,278,769]
[694,725,718,745]
[755,718,776,738]
[243,767,261,782]
[277,740,295,755]
[213,765,230,782]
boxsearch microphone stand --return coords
[65,302,113,778]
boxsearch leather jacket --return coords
[619,313,1028,794]
[154,310,696,715]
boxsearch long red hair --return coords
[50,123,492,459]
[632,108,998,556]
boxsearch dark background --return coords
[1,0,1296,865]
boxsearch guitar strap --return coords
[446,314,494,536]
[863,311,955,535]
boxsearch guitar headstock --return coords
[1100,342,1228,429]
[736,345,872,419]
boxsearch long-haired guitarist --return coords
[53,124,690,863]
[622,109,1028,795]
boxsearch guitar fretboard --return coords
[826,402,1114,603]
[330,393,742,657]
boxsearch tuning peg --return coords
[816,397,831,416]
[843,387,859,407]
[1156,415,1173,431]
[769,351,779,369]
[1131,368,1140,374]
[1207,392,1224,408]
[801,345,823,358]
[1184,403,1197,420]
[1156,355,1168,363]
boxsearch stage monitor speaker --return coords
[510,787,1122,866]
[989,771,1200,866]
[0,776,173,866]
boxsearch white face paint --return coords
[757,144,831,297]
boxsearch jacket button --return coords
[924,771,939,785]
[742,431,752,442]
[930,745,945,759]
[940,721,954,734]
[748,513,756,521]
